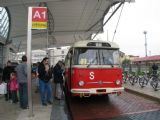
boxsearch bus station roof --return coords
[132,55,160,62]
[0,0,134,52]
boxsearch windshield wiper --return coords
[108,63,114,67]
[87,57,97,68]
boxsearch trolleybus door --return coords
[65,49,73,93]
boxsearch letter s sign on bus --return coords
[32,7,47,29]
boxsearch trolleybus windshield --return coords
[74,48,120,66]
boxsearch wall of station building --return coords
[49,47,69,66]
[16,50,47,64]
[14,47,69,66]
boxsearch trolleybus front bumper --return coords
[71,87,124,96]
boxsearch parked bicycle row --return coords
[123,72,160,91]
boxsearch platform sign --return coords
[32,7,47,29]
[27,7,48,117]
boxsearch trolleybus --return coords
[64,40,124,97]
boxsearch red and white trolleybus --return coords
[64,40,124,97]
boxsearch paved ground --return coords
[0,81,160,120]
[93,110,160,120]
[0,95,21,120]
[0,90,52,120]
[0,81,69,120]
[50,98,70,120]
[0,79,52,120]
[68,92,160,120]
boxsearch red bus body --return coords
[64,40,124,97]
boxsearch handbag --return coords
[0,82,7,94]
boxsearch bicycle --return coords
[127,72,141,85]
[150,74,160,91]
[139,73,150,88]
[123,72,129,84]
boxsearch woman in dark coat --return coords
[53,61,63,99]
[2,61,14,101]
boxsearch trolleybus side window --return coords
[65,54,70,67]
[65,49,73,67]
[113,50,120,65]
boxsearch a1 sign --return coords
[32,7,47,29]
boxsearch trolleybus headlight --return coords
[116,80,121,85]
[79,80,84,86]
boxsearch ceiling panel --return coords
[0,0,135,52]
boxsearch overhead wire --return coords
[112,2,125,42]
[91,2,124,40]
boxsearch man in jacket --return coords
[38,57,52,106]
[2,60,14,101]
[15,55,28,109]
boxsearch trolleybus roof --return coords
[71,40,119,49]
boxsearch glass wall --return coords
[0,7,10,72]
[0,7,10,43]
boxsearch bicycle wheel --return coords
[134,76,139,84]
[139,77,143,88]
[129,77,135,85]
[150,79,158,91]
[123,75,127,83]
[139,77,149,88]
[139,77,145,88]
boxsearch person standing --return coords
[2,60,14,101]
[38,57,52,106]
[53,61,64,100]
[15,55,28,109]
[152,63,159,75]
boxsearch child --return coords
[10,72,18,103]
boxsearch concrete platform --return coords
[123,82,160,102]
[0,91,52,120]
